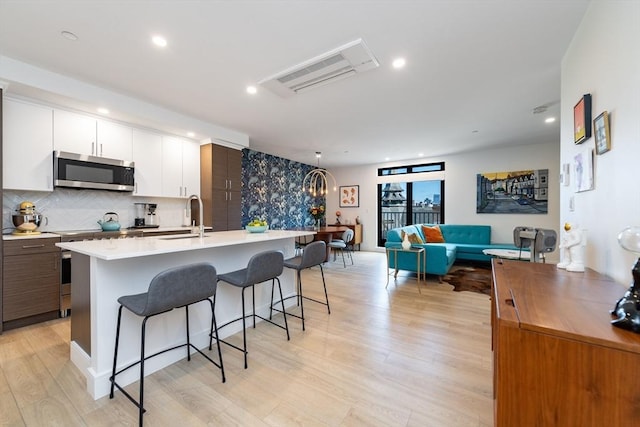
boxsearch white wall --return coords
[327,141,560,259]
[560,1,640,285]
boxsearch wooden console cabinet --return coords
[492,259,640,426]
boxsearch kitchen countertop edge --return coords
[56,229,316,261]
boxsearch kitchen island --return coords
[57,229,314,400]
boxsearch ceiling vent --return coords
[258,38,379,98]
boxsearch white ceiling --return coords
[0,1,590,167]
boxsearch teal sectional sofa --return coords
[385,224,519,277]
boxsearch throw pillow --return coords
[401,230,424,244]
[422,225,445,243]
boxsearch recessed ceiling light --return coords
[392,58,406,69]
[97,107,109,114]
[418,153,424,157]
[61,31,78,41]
[246,85,257,95]
[385,157,390,161]
[152,35,167,48]
[545,117,556,123]
[187,132,195,138]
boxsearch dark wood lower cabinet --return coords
[492,259,640,426]
[2,237,61,330]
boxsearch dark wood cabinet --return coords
[492,259,640,426]
[2,237,61,330]
[201,143,242,231]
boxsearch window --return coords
[377,162,445,246]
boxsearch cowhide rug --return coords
[443,265,492,295]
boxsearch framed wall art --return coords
[476,169,549,214]
[594,110,611,155]
[574,94,592,144]
[339,185,359,207]
[574,147,594,192]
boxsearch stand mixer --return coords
[12,201,46,235]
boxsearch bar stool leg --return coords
[269,283,276,320]
[208,297,226,382]
[251,285,257,328]
[297,270,306,331]
[110,306,124,399]
[275,277,290,340]
[139,318,148,427]
[320,265,330,314]
[241,288,248,369]
[185,305,191,361]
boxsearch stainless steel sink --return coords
[158,234,204,240]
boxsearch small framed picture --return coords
[573,94,592,144]
[339,185,359,207]
[594,111,611,155]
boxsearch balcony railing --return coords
[380,208,441,240]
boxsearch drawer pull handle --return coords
[21,244,46,249]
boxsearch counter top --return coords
[57,229,314,261]
[3,232,61,241]
[2,226,210,240]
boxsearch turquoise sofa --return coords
[385,224,518,277]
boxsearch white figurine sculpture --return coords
[557,223,585,272]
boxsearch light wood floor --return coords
[0,251,493,426]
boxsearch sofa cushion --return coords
[440,224,491,245]
[387,225,423,243]
[422,225,445,243]
[401,230,424,244]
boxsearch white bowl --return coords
[246,225,268,233]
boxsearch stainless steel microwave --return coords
[53,151,135,192]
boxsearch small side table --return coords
[385,245,426,293]
[483,248,530,261]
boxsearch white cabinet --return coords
[161,136,200,198]
[54,110,133,160]
[182,139,200,197]
[3,98,54,191]
[96,120,133,160]
[53,109,97,155]
[132,129,163,197]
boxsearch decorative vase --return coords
[402,233,411,250]
[314,219,321,230]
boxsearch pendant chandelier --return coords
[302,152,337,196]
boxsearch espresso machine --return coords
[133,203,160,228]
[147,203,159,227]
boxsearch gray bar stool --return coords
[272,240,330,331]
[216,250,289,369]
[109,263,225,427]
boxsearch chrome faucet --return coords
[186,194,204,238]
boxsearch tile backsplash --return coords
[3,188,188,233]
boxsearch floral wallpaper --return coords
[242,149,324,229]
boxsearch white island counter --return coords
[57,229,314,400]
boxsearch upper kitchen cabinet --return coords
[201,143,242,231]
[53,109,97,155]
[161,136,200,198]
[53,110,133,160]
[132,128,163,197]
[96,120,133,160]
[3,98,54,191]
